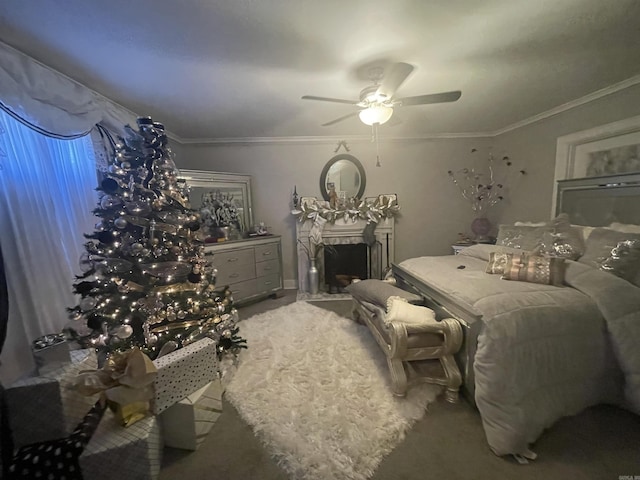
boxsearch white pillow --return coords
[384,296,437,325]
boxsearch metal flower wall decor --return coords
[448,148,526,213]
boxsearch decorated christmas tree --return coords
[66,117,246,360]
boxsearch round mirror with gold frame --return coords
[319,154,366,201]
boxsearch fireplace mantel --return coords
[296,218,395,294]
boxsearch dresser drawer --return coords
[213,248,255,268]
[216,262,255,285]
[205,236,282,305]
[254,243,279,262]
[228,279,257,302]
[255,273,281,294]
[256,258,280,278]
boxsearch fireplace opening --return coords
[324,243,369,293]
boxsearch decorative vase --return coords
[308,258,319,295]
[471,217,492,243]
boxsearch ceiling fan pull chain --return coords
[374,124,381,167]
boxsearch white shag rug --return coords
[225,301,442,480]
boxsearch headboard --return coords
[556,172,640,227]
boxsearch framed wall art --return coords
[552,115,640,214]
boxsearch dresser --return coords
[204,236,283,305]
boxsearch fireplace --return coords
[324,243,369,293]
[296,217,395,297]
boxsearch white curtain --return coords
[0,40,145,383]
[0,40,136,138]
[0,109,98,384]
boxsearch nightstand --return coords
[451,244,473,255]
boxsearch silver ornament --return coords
[115,325,134,339]
[100,195,120,209]
[114,217,128,229]
[79,296,97,311]
[108,164,124,175]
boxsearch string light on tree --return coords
[66,117,246,360]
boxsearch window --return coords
[0,108,98,384]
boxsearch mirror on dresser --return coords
[178,169,283,304]
[178,170,254,240]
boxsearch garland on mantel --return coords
[291,195,400,224]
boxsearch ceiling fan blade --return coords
[302,95,358,105]
[397,90,462,106]
[321,111,360,127]
[376,62,414,99]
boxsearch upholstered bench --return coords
[345,279,463,403]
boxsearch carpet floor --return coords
[160,291,640,480]
[224,301,441,480]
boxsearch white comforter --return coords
[399,244,640,456]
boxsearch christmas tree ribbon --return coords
[73,347,157,426]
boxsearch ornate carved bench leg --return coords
[444,388,459,403]
[440,354,462,404]
[386,357,408,397]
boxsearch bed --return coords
[391,173,640,458]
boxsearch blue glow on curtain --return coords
[0,107,98,384]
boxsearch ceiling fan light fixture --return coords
[359,104,393,126]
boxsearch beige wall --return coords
[494,83,640,224]
[174,83,640,288]
[176,138,492,287]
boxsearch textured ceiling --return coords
[1,0,639,141]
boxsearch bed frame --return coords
[392,172,640,405]
[391,265,482,403]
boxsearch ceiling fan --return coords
[302,62,461,127]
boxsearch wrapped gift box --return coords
[6,349,99,447]
[160,377,224,450]
[152,338,219,414]
[32,333,71,375]
[79,409,163,480]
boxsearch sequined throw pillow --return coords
[499,253,565,285]
[495,225,548,251]
[531,214,585,260]
[579,228,640,286]
[599,239,640,284]
[485,252,511,275]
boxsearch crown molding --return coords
[6,41,637,146]
[491,75,640,136]
[170,75,640,146]
[173,131,491,146]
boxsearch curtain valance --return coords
[0,41,136,138]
